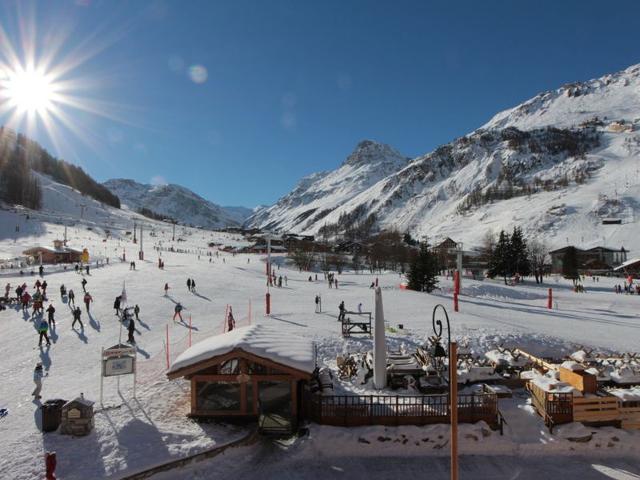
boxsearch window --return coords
[196,381,241,412]
[219,359,240,375]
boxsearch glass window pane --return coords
[196,381,241,411]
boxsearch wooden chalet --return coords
[167,325,314,434]
[23,240,82,264]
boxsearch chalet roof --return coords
[613,257,640,271]
[23,246,82,255]
[168,324,314,377]
[549,246,582,254]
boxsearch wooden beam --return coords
[515,348,557,371]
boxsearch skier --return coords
[127,316,136,344]
[72,307,83,329]
[84,292,93,312]
[164,283,169,296]
[39,265,44,277]
[15,284,23,300]
[37,319,51,347]
[187,278,192,292]
[334,279,338,289]
[358,302,363,314]
[315,295,320,313]
[227,307,235,332]
[191,279,196,292]
[338,301,346,322]
[85,265,90,275]
[21,291,31,312]
[68,289,75,307]
[4,282,10,299]
[34,279,42,291]
[81,278,87,293]
[113,296,122,316]
[46,303,56,328]
[31,291,43,317]
[278,276,282,288]
[173,303,184,322]
[41,281,48,296]
[134,304,140,321]
[32,363,45,399]
[60,284,66,298]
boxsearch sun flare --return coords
[2,66,57,115]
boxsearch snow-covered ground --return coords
[0,202,639,478]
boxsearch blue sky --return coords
[1,0,640,207]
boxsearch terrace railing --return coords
[309,393,498,427]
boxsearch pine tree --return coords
[488,230,511,285]
[407,243,439,293]
[562,247,580,285]
[510,227,531,277]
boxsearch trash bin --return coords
[41,399,66,433]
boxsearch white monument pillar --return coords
[373,286,387,389]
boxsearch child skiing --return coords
[173,303,183,322]
[38,319,51,347]
[32,363,45,399]
[72,307,83,329]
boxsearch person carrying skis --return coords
[32,363,45,399]
[72,306,83,329]
[83,292,93,312]
[46,303,56,328]
[68,289,75,307]
[127,316,136,344]
[186,278,192,292]
[164,283,169,296]
[134,304,140,321]
[113,296,122,316]
[37,319,51,347]
[173,303,183,322]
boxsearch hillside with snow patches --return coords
[248,64,640,250]
[103,179,251,229]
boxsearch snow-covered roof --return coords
[168,324,315,376]
[613,257,640,271]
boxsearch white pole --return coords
[267,235,272,289]
[456,242,463,290]
[100,347,104,405]
[373,286,387,389]
[133,349,137,399]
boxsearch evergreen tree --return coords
[509,227,531,277]
[562,247,580,285]
[488,230,511,285]
[407,242,439,293]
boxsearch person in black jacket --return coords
[46,303,55,328]
[72,307,83,329]
[127,317,136,344]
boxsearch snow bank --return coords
[169,324,315,375]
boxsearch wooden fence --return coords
[526,383,573,426]
[309,393,497,427]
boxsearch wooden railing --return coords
[309,393,498,427]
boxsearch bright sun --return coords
[2,67,56,115]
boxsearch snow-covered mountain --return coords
[245,140,410,232]
[248,63,640,250]
[103,179,250,229]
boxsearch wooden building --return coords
[168,325,314,434]
[23,240,82,264]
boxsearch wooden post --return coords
[450,341,458,480]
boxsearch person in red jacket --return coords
[21,291,31,312]
[83,292,93,312]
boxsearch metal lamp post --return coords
[431,304,458,480]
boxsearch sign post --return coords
[100,344,137,405]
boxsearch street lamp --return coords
[431,304,458,480]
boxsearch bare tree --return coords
[528,239,549,284]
